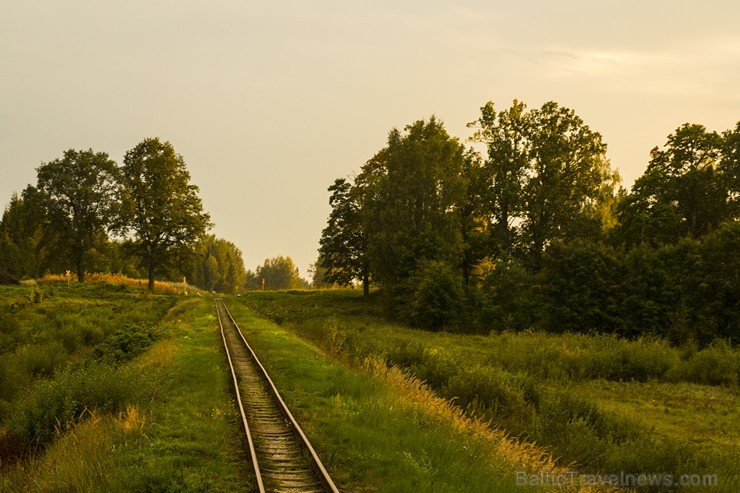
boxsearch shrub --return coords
[677,340,739,386]
[586,336,680,382]
[94,324,157,363]
[409,260,464,330]
[535,393,637,468]
[16,342,68,378]
[443,365,537,430]
[9,362,152,449]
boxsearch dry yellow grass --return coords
[38,272,201,295]
[135,339,176,368]
[2,406,148,492]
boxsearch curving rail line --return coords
[215,299,340,493]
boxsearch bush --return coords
[94,324,157,363]
[536,393,637,468]
[16,342,68,378]
[409,260,464,330]
[9,362,152,449]
[477,257,540,332]
[443,365,538,430]
[676,340,739,386]
[585,336,680,382]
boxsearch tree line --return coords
[318,100,739,345]
[0,138,247,293]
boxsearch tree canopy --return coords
[120,138,211,290]
[318,100,737,343]
[33,149,120,282]
[252,256,307,290]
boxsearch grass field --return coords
[240,289,739,492]
[2,281,736,491]
[0,281,251,492]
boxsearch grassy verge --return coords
[225,299,597,492]
[1,287,252,492]
[240,289,739,492]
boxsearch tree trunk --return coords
[148,262,155,291]
[362,269,370,301]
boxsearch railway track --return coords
[215,299,340,493]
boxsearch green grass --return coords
[3,282,736,491]
[224,300,572,493]
[240,289,740,492]
[1,285,252,492]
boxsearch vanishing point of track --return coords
[215,299,340,493]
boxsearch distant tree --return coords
[0,191,48,278]
[308,257,334,288]
[244,269,261,291]
[33,149,120,282]
[120,138,211,291]
[617,124,728,246]
[190,235,247,293]
[318,178,371,299]
[256,256,307,290]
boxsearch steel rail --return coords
[216,298,340,493]
[216,299,266,493]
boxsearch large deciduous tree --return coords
[469,100,618,268]
[364,117,467,320]
[120,138,211,291]
[617,123,730,246]
[318,178,371,299]
[34,149,120,282]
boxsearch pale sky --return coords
[2,1,739,277]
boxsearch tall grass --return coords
[2,287,251,492]
[242,290,739,492]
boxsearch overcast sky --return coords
[2,1,739,277]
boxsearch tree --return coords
[190,235,247,293]
[721,122,740,217]
[120,138,211,291]
[364,117,467,318]
[468,100,528,257]
[256,256,307,290]
[0,191,47,278]
[469,101,618,268]
[617,124,728,246]
[318,178,371,299]
[33,149,120,282]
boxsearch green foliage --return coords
[616,123,735,246]
[673,340,739,386]
[477,256,540,332]
[409,260,464,330]
[444,365,538,428]
[469,100,618,267]
[120,137,211,290]
[34,148,121,282]
[189,235,247,293]
[94,324,158,363]
[540,241,620,333]
[0,190,55,279]
[252,255,308,290]
[318,178,370,296]
[9,362,151,449]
